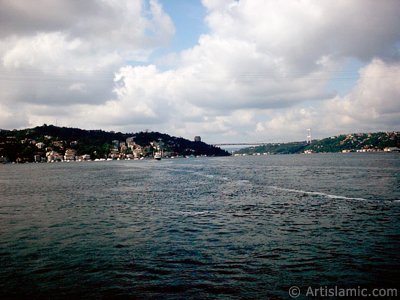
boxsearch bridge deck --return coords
[213,143,269,146]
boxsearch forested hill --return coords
[234,132,400,155]
[0,124,229,162]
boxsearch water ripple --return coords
[1,155,400,299]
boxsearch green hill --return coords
[234,132,400,155]
[0,124,229,162]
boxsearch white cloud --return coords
[1,0,400,143]
[93,0,400,142]
[0,0,174,108]
[0,0,175,50]
[326,59,400,129]
[256,59,400,141]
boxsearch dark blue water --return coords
[1,153,400,299]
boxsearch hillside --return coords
[234,131,400,155]
[0,125,229,162]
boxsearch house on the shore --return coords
[64,149,77,161]
[46,151,63,162]
[384,147,400,152]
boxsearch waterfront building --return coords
[342,149,353,153]
[46,151,63,162]
[79,154,91,161]
[64,149,77,161]
[384,147,400,152]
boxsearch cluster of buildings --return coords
[383,147,400,152]
[44,136,183,162]
[42,136,152,162]
[305,132,400,154]
[1,128,213,163]
[108,138,144,160]
[45,149,91,162]
[341,147,400,153]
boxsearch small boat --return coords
[154,152,162,160]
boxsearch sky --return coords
[0,0,400,143]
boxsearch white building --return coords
[64,149,77,161]
[384,147,400,152]
[46,151,63,162]
[79,154,91,161]
[36,142,45,149]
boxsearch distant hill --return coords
[234,132,400,155]
[0,124,229,162]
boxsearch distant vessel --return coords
[154,152,162,160]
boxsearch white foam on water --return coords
[134,166,399,204]
[161,167,231,182]
[268,186,370,202]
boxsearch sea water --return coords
[1,153,399,299]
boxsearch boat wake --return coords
[268,186,370,202]
[268,186,400,203]
[155,166,400,203]
[162,167,230,181]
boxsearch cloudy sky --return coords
[1,0,399,143]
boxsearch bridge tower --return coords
[306,128,312,144]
